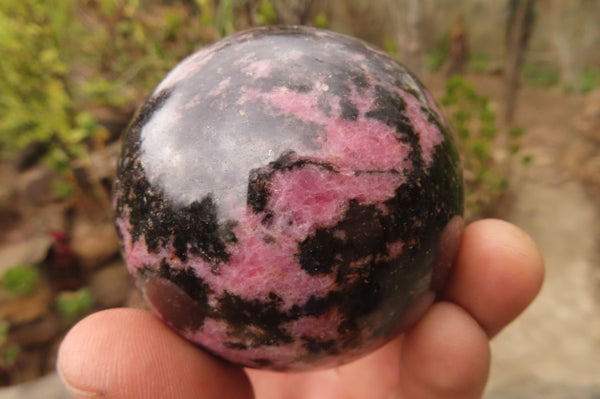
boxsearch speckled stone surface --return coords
[114,26,464,371]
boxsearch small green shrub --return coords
[55,287,95,322]
[522,62,560,87]
[255,0,277,25]
[425,49,447,73]
[51,179,76,199]
[0,322,20,369]
[312,11,328,29]
[468,52,492,73]
[572,68,600,93]
[1,265,40,296]
[0,0,218,171]
[425,31,450,73]
[441,75,520,218]
[382,40,399,59]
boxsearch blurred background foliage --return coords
[0,0,220,168]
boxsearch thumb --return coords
[57,308,253,399]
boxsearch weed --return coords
[1,265,40,296]
[441,75,524,218]
[55,287,95,323]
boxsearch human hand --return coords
[57,219,544,399]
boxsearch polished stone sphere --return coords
[114,26,464,371]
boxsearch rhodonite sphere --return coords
[114,26,464,371]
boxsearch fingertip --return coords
[399,302,490,399]
[57,308,253,399]
[445,218,545,336]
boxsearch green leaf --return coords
[0,344,20,368]
[256,0,277,25]
[313,12,328,29]
[0,321,9,345]
[425,49,446,73]
[509,126,526,138]
[55,287,95,322]
[382,40,398,58]
[471,139,490,161]
[1,265,40,296]
[522,155,534,165]
[52,179,76,199]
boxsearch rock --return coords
[0,237,53,276]
[15,167,60,206]
[70,217,119,269]
[114,26,463,371]
[88,142,120,181]
[15,142,49,172]
[0,283,53,326]
[8,314,62,347]
[89,260,133,308]
[0,372,71,399]
[9,349,43,385]
[2,204,68,244]
[0,165,20,239]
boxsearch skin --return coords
[57,219,544,399]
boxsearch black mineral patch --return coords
[217,292,293,347]
[247,168,271,213]
[301,336,338,355]
[114,100,236,267]
[297,201,386,276]
[365,85,423,168]
[340,98,359,121]
[251,358,273,367]
[297,229,340,275]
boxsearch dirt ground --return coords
[464,76,600,398]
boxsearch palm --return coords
[57,220,544,399]
[247,338,403,399]
[246,298,491,399]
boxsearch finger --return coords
[334,336,403,399]
[443,219,545,337]
[57,308,253,399]
[399,301,490,399]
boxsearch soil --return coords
[436,74,600,398]
[0,74,598,398]
[470,78,600,398]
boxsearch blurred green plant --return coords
[1,265,40,296]
[425,32,450,72]
[522,62,560,87]
[55,287,95,323]
[255,0,277,26]
[571,68,600,93]
[382,40,399,59]
[441,75,522,218]
[468,52,492,73]
[215,0,235,37]
[312,11,328,29]
[0,0,218,172]
[51,179,76,199]
[0,322,20,369]
[0,0,90,155]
